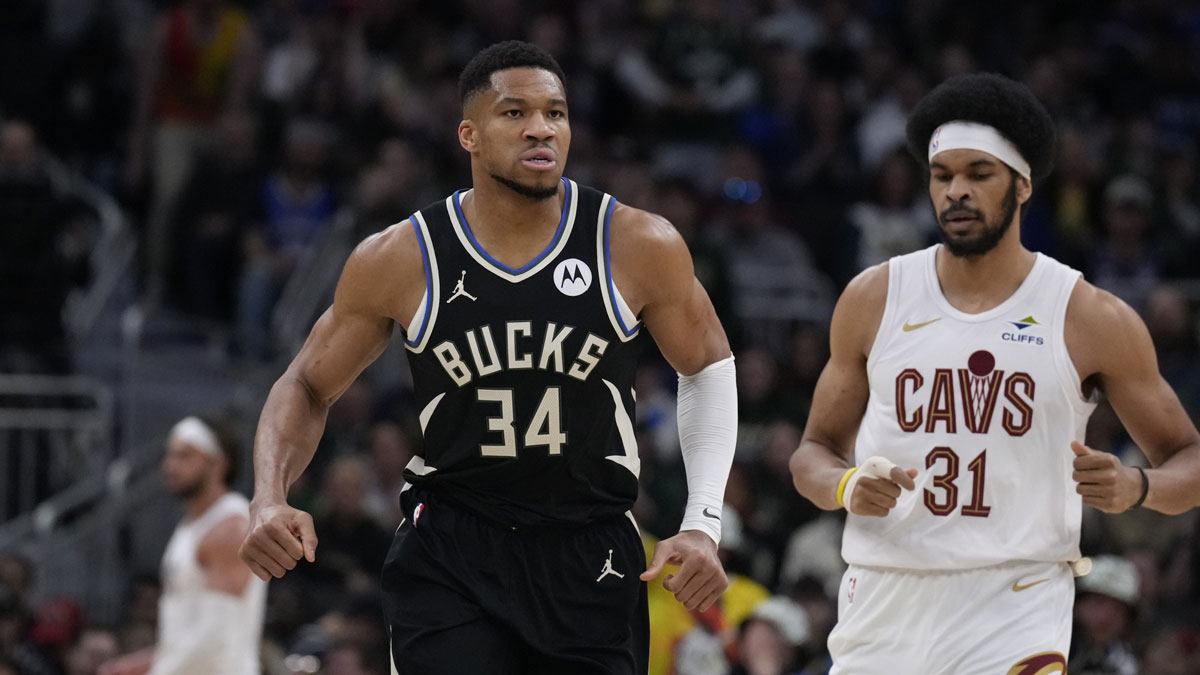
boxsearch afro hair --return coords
[906,73,1056,181]
[458,40,567,108]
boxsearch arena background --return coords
[2,1,1200,673]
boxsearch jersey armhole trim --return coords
[865,258,901,375]
[597,195,642,342]
[404,213,440,352]
[1053,271,1097,412]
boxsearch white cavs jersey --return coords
[154,492,266,675]
[842,245,1097,570]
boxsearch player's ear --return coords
[459,119,478,153]
[1016,174,1033,205]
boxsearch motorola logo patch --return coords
[554,258,592,297]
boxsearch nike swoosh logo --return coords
[702,507,720,520]
[1011,578,1049,592]
[902,318,942,332]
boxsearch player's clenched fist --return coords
[839,456,918,517]
[1070,441,1144,513]
[239,501,318,581]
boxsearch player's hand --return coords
[843,456,918,517]
[640,529,728,612]
[239,500,318,581]
[1071,441,1143,513]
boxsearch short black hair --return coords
[458,40,567,107]
[906,73,1056,181]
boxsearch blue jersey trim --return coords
[452,178,571,275]
[404,215,433,347]
[604,198,642,337]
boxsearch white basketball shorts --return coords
[828,561,1073,675]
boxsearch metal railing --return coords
[271,207,359,358]
[35,152,139,345]
[0,375,115,529]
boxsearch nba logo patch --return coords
[847,576,857,604]
[413,503,425,527]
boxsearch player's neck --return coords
[185,483,228,519]
[462,179,566,261]
[934,230,1036,314]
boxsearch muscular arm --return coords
[611,204,733,611]
[241,223,424,579]
[610,204,730,372]
[789,265,883,509]
[1068,283,1200,514]
[789,264,914,514]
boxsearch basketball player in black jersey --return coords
[239,41,739,673]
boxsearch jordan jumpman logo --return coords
[596,549,624,582]
[447,270,477,303]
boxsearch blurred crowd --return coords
[3,0,1200,674]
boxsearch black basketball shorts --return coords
[382,488,649,674]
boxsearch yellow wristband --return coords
[836,467,858,508]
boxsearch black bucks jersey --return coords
[400,178,645,527]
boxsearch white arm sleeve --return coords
[676,355,738,545]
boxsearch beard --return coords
[938,176,1018,258]
[167,475,205,501]
[490,173,559,201]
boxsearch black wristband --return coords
[1132,466,1149,508]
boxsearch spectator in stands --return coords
[0,120,88,374]
[168,109,263,325]
[363,420,414,529]
[353,137,440,233]
[1144,285,1200,417]
[0,554,33,610]
[1070,554,1141,675]
[63,627,119,675]
[237,118,337,361]
[727,596,811,675]
[847,147,932,271]
[127,0,261,304]
[0,583,56,675]
[303,456,391,596]
[1091,174,1161,312]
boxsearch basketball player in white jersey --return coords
[789,73,1200,674]
[100,416,266,675]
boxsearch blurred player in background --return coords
[102,415,265,675]
[789,73,1200,673]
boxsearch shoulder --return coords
[196,512,249,564]
[830,262,890,358]
[337,219,426,318]
[1066,278,1153,379]
[608,202,687,256]
[607,202,692,309]
[1066,278,1139,330]
[840,261,890,308]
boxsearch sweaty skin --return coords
[238,66,733,612]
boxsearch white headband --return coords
[168,416,222,458]
[928,120,1031,180]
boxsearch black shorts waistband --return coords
[400,485,632,535]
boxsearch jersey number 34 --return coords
[477,387,566,457]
